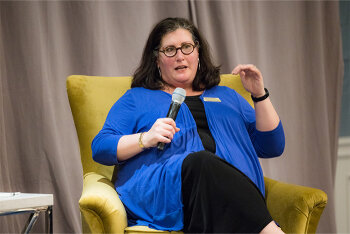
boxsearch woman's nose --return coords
[175,50,185,61]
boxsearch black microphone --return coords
[157,87,186,150]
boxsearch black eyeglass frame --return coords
[157,42,199,58]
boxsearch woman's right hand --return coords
[142,118,180,148]
[116,118,180,161]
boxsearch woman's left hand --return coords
[232,64,265,97]
[232,64,280,131]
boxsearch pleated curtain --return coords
[0,1,342,232]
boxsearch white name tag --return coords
[203,97,221,102]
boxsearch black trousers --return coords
[181,151,273,233]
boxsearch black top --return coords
[184,95,216,153]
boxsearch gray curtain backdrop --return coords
[0,1,343,233]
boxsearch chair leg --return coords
[45,206,53,233]
[22,211,40,234]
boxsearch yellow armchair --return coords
[67,74,327,233]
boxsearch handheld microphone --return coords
[157,87,186,150]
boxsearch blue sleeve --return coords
[91,90,137,166]
[249,121,285,158]
[236,93,285,158]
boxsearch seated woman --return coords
[92,17,285,233]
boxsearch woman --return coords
[92,17,285,233]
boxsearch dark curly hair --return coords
[131,17,220,91]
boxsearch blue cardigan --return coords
[92,85,285,231]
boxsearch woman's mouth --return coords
[175,65,188,70]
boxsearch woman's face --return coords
[157,28,199,91]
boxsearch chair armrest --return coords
[79,172,127,234]
[264,177,327,233]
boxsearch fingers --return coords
[232,64,265,96]
[232,64,256,74]
[155,118,179,142]
[160,118,178,131]
[145,118,180,147]
[232,64,261,78]
[159,126,175,140]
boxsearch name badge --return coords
[203,97,221,102]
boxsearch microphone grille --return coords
[172,88,186,104]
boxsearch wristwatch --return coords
[251,88,269,102]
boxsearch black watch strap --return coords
[251,88,269,102]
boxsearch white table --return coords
[0,193,53,233]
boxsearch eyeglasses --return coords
[158,42,198,57]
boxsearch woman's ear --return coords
[155,52,160,66]
[157,65,162,78]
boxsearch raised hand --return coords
[232,64,265,98]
